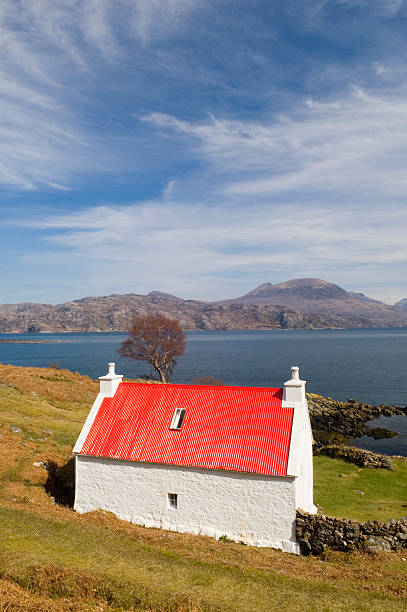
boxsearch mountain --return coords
[0,292,368,333]
[1,278,406,333]
[395,298,407,312]
[222,278,407,326]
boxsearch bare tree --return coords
[118,314,186,382]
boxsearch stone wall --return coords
[296,510,407,555]
[314,445,394,469]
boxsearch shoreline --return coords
[1,325,407,335]
[0,339,70,344]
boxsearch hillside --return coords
[1,278,407,333]
[223,278,407,326]
[0,364,406,611]
[0,293,364,333]
[395,298,407,312]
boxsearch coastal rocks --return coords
[314,445,395,469]
[296,510,407,555]
[307,394,406,442]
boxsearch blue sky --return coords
[1,0,407,304]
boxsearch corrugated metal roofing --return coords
[79,383,294,476]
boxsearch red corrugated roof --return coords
[78,383,294,476]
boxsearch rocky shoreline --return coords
[0,339,67,344]
[307,394,407,445]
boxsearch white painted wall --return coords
[293,407,317,514]
[75,455,299,553]
[284,367,316,515]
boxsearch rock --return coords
[10,425,21,433]
[315,444,395,470]
[32,461,44,468]
[363,536,392,553]
[296,510,407,556]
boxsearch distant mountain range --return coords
[222,278,407,326]
[395,298,407,312]
[1,278,406,333]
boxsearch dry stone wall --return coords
[314,445,394,469]
[296,510,407,555]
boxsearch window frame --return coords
[168,492,178,509]
[170,408,186,430]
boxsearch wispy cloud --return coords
[0,0,200,190]
[130,0,197,43]
[2,0,407,304]
[143,85,407,201]
[23,197,407,303]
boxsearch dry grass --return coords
[0,363,407,611]
[0,364,98,406]
[0,574,202,611]
[0,576,108,612]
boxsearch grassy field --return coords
[0,364,406,611]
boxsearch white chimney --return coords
[282,366,306,407]
[99,362,123,397]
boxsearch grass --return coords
[314,456,407,521]
[1,507,406,612]
[0,363,406,611]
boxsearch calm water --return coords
[351,415,407,456]
[1,328,406,454]
[1,328,406,404]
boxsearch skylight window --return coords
[170,408,186,430]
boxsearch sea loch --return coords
[0,328,406,404]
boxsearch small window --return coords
[168,493,178,509]
[170,408,186,430]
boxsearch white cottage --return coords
[73,364,316,554]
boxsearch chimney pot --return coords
[99,362,123,397]
[282,365,306,407]
[291,366,299,381]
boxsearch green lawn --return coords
[314,456,407,521]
